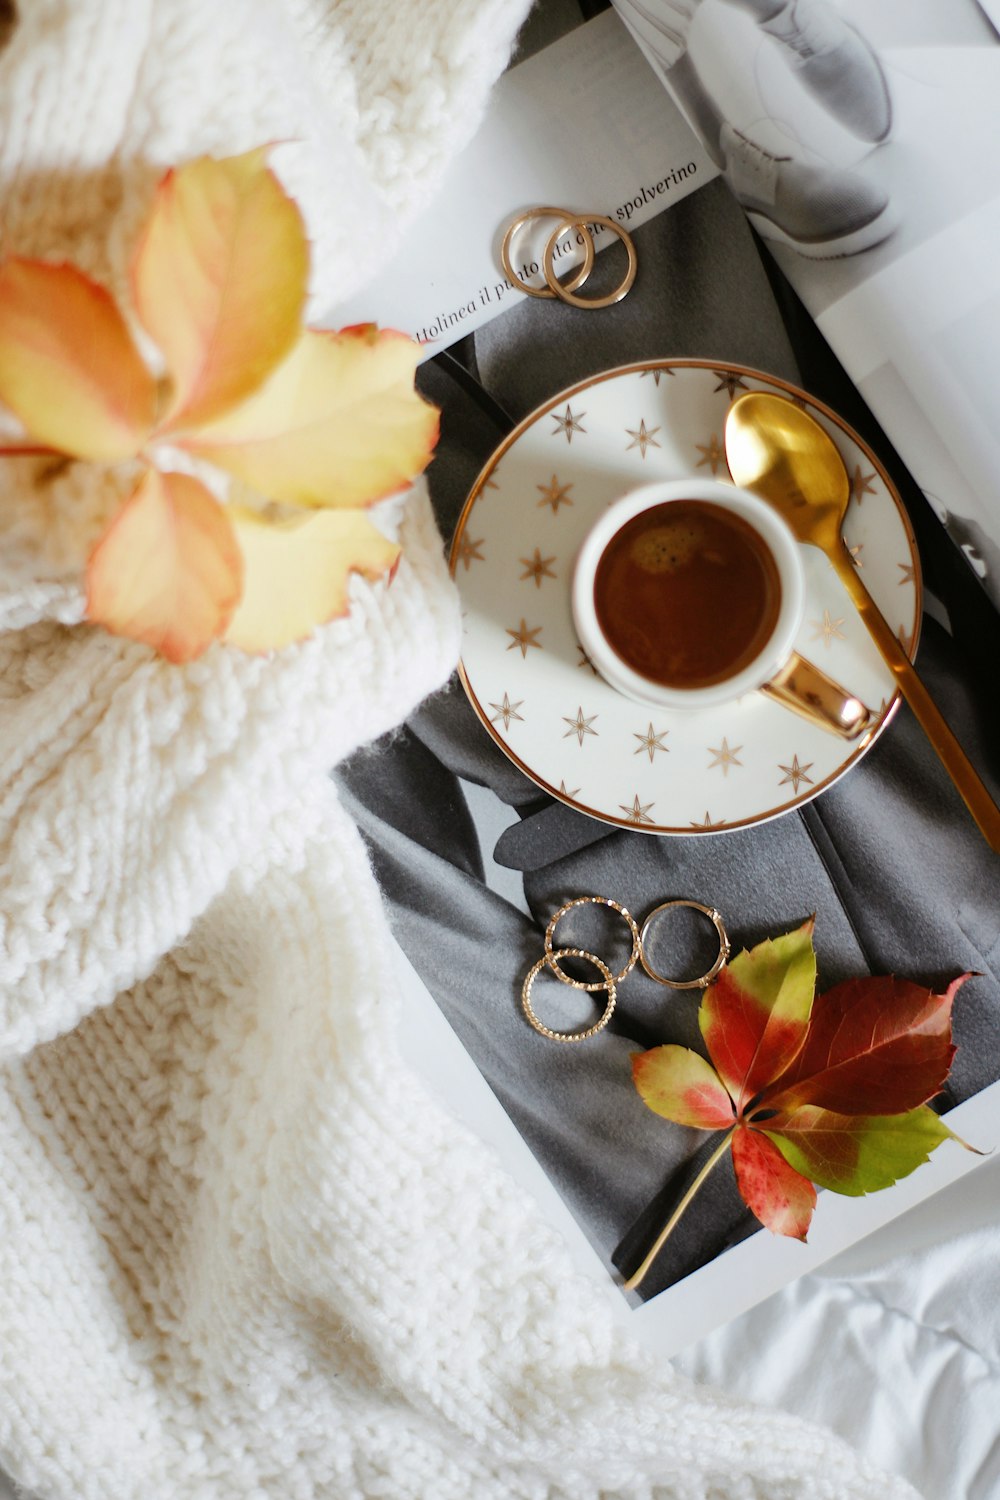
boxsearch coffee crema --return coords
[592,499,782,689]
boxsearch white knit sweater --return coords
[0,4,921,1498]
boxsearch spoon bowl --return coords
[725,391,850,553]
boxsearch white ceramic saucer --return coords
[450,360,920,835]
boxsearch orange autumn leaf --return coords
[0,149,438,662]
[178,326,438,509]
[223,505,399,652]
[87,469,243,662]
[0,259,158,460]
[132,149,308,430]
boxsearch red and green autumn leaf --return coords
[631,920,974,1243]
[0,149,438,662]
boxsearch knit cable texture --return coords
[0,3,922,1497]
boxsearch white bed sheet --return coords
[675,1152,1000,1499]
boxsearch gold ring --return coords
[639,900,731,990]
[543,896,640,990]
[500,206,596,300]
[543,213,637,308]
[522,949,617,1042]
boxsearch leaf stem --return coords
[623,1128,736,1294]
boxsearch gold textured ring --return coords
[500,206,596,300]
[639,900,731,991]
[542,213,637,309]
[522,949,617,1042]
[544,895,640,990]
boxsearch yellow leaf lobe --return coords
[86,469,243,662]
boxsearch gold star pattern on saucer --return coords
[451,360,920,835]
[707,738,743,776]
[563,707,599,746]
[506,619,543,657]
[810,609,847,647]
[695,433,725,474]
[536,475,574,513]
[456,534,485,570]
[633,724,669,762]
[713,370,748,399]
[489,693,523,731]
[851,465,878,502]
[778,755,814,794]
[520,549,557,587]
[625,419,661,458]
[551,406,586,442]
[621,795,656,825]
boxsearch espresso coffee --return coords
[592,499,782,689]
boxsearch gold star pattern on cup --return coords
[558,779,581,799]
[489,693,524,731]
[625,419,661,458]
[691,810,725,829]
[898,624,914,656]
[536,475,574,513]
[898,562,915,585]
[563,707,598,745]
[551,405,586,442]
[620,795,655,825]
[695,433,725,475]
[810,609,847,647]
[713,370,748,400]
[506,619,543,657]
[633,723,669,762]
[847,543,863,568]
[576,645,599,675]
[519,549,557,588]
[456,534,485,570]
[640,367,674,384]
[850,465,877,502]
[707,737,743,775]
[778,755,814,794]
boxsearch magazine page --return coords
[611,0,1000,609]
[330,8,717,356]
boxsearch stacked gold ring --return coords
[500,207,637,309]
[544,895,640,988]
[522,949,617,1043]
[521,894,731,1042]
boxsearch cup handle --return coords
[760,652,872,739]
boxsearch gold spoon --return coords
[725,390,1000,853]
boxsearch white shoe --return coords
[761,0,892,143]
[721,124,897,259]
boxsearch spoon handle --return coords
[832,547,1000,852]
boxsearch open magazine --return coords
[613,0,1000,610]
[332,2,1000,1348]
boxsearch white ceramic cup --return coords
[572,477,870,736]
